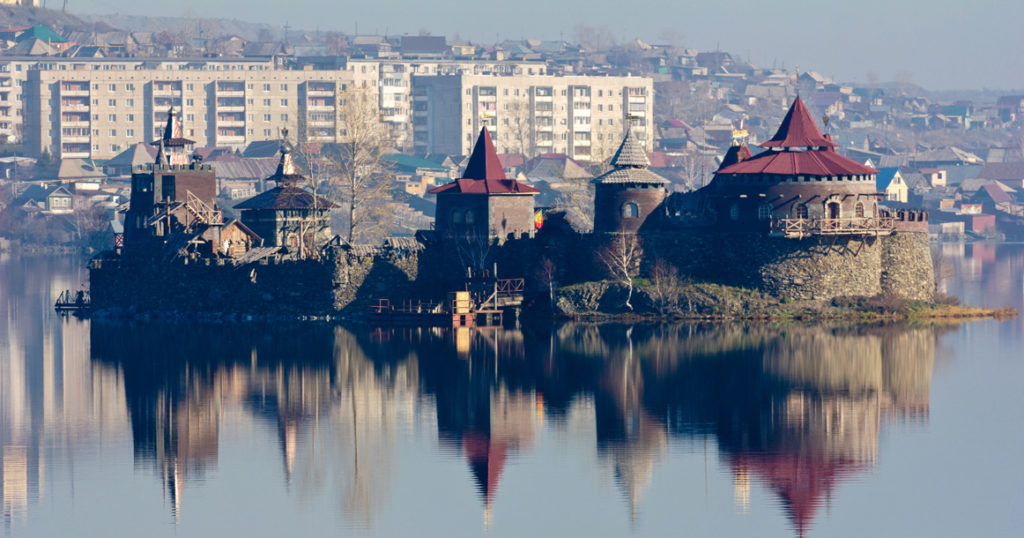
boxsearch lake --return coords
[1,243,1022,537]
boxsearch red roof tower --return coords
[429,128,541,240]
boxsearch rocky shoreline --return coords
[550,280,1017,322]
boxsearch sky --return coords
[71,0,1024,91]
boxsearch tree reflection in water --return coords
[90,320,944,535]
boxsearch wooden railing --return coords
[771,217,896,238]
[185,190,223,228]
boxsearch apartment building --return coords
[344,58,547,149]
[17,57,356,159]
[412,74,654,161]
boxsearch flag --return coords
[534,209,544,230]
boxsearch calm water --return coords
[1,245,1023,537]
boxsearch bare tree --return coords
[556,178,595,232]
[502,96,536,158]
[535,256,559,309]
[454,228,492,275]
[599,232,643,310]
[648,259,682,314]
[331,86,395,244]
[590,121,619,168]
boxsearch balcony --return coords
[770,217,895,238]
[61,104,90,112]
[61,135,91,143]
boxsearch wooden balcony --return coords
[770,216,896,238]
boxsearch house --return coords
[217,219,262,258]
[920,168,947,187]
[14,184,74,214]
[970,183,1013,213]
[978,162,1024,189]
[876,168,908,203]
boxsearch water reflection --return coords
[85,320,945,536]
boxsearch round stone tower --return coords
[592,128,669,233]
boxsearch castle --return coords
[90,99,934,316]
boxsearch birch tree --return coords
[599,232,643,310]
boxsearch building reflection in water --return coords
[1,257,128,529]
[88,319,944,536]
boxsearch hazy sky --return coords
[71,0,1024,91]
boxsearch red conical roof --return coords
[760,97,835,149]
[462,127,506,180]
[428,127,540,195]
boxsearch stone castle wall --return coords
[635,231,933,302]
[90,229,935,316]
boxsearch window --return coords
[855,202,865,217]
[127,129,135,137]
[794,203,808,219]
[109,129,116,136]
[264,129,272,136]
[263,114,271,122]
[281,84,288,91]
[186,114,195,122]
[451,209,464,225]
[126,83,135,91]
[110,144,119,152]
[186,83,194,91]
[186,98,194,106]
[281,114,288,121]
[280,98,289,106]
[622,202,639,218]
[263,83,271,91]
[758,202,772,220]
[108,83,116,91]
[464,210,475,224]
[107,114,116,122]
[729,204,740,221]
[263,98,271,106]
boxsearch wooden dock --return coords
[368,277,525,328]
[54,289,91,315]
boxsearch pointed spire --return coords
[759,97,836,149]
[266,129,305,186]
[462,127,506,180]
[610,126,650,168]
[163,106,183,141]
[718,144,752,171]
[155,139,169,166]
[153,106,195,148]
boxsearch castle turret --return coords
[235,137,337,257]
[592,127,669,233]
[429,127,541,241]
[711,97,885,236]
[125,107,215,247]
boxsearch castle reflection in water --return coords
[80,320,941,536]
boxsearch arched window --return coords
[855,202,865,218]
[729,203,740,221]
[794,203,809,219]
[287,233,299,247]
[622,202,639,218]
[758,202,772,220]
[464,210,475,224]
[451,209,464,225]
